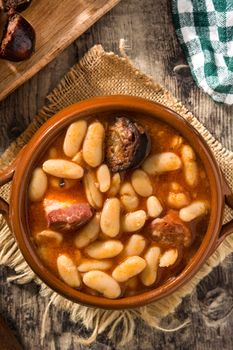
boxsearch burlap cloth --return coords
[0,45,233,346]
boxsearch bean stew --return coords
[28,114,211,299]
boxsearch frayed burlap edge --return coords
[0,44,232,346]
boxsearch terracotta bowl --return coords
[0,96,232,309]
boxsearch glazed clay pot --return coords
[0,96,232,309]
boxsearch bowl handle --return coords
[0,149,24,227]
[209,175,233,255]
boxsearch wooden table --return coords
[0,0,232,349]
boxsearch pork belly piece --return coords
[150,210,192,248]
[43,199,94,233]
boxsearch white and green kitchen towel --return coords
[172,0,233,104]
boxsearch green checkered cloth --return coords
[172,0,233,104]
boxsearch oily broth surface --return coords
[28,113,211,297]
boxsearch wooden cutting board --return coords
[0,0,120,102]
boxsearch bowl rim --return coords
[10,95,224,309]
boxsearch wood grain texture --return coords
[0,0,232,349]
[0,0,120,102]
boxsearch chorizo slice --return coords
[150,210,192,248]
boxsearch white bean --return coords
[48,147,58,159]
[142,152,182,175]
[122,210,147,232]
[131,169,153,197]
[36,230,63,246]
[146,196,163,218]
[72,151,84,165]
[85,240,123,259]
[112,256,146,282]
[82,122,105,167]
[63,120,87,157]
[83,271,121,299]
[96,164,111,192]
[42,159,84,179]
[37,246,51,262]
[28,167,48,202]
[120,182,139,211]
[181,145,196,162]
[181,145,198,187]
[184,161,198,187]
[78,258,113,272]
[126,276,138,289]
[84,171,103,209]
[167,192,190,209]
[74,213,100,248]
[122,234,146,257]
[57,254,81,288]
[159,248,178,267]
[140,246,161,286]
[170,135,183,149]
[170,182,183,192]
[179,200,209,222]
[107,173,121,197]
[100,198,121,237]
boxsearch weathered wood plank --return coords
[0,0,120,102]
[0,0,232,349]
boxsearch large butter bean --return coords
[83,122,105,167]
[28,167,48,202]
[159,248,178,267]
[112,256,146,282]
[147,196,163,218]
[57,255,81,288]
[63,120,87,157]
[96,164,111,192]
[48,147,58,159]
[84,171,103,209]
[83,271,121,299]
[85,240,123,259]
[74,213,100,248]
[170,135,183,150]
[122,210,146,232]
[100,198,121,237]
[142,152,182,174]
[122,234,146,257]
[181,145,198,187]
[36,229,63,246]
[126,276,138,289]
[108,173,121,197]
[181,145,195,161]
[167,192,190,209]
[184,160,198,187]
[43,159,84,179]
[78,258,113,272]
[131,169,153,197]
[72,151,84,166]
[120,182,139,211]
[140,246,161,286]
[179,200,209,222]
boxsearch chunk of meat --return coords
[0,13,35,61]
[1,0,32,12]
[44,199,94,232]
[150,210,192,247]
[106,117,151,172]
